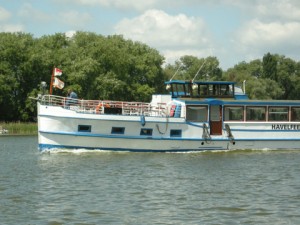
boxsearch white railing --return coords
[40,95,168,117]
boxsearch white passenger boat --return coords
[37,80,300,152]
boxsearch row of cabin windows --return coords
[186,105,300,122]
[78,125,182,137]
[225,106,300,121]
[112,127,182,137]
[193,84,233,97]
[171,83,234,98]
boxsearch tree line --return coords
[1,32,300,122]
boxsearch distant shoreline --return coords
[0,134,37,137]
[0,122,37,136]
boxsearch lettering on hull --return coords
[272,124,300,130]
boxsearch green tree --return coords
[262,52,277,81]
[0,32,37,121]
[275,55,299,99]
[262,53,300,100]
[164,56,222,81]
[2,31,300,121]
[64,32,165,102]
[224,60,282,99]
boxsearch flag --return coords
[54,67,62,76]
[53,77,64,89]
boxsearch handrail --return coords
[225,124,234,143]
[40,95,168,117]
[202,123,211,143]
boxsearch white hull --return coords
[39,132,300,152]
[38,101,300,152]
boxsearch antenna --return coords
[166,64,182,91]
[192,59,207,83]
[169,64,182,81]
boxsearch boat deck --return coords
[40,95,168,117]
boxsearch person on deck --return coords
[68,89,78,99]
[66,89,78,107]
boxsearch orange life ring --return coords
[170,105,176,117]
[96,103,102,113]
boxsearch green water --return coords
[0,136,300,224]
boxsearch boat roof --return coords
[165,79,244,100]
[179,98,300,106]
[165,80,236,85]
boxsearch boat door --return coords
[210,105,222,135]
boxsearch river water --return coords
[0,136,299,225]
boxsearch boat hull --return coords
[38,132,300,152]
[38,103,300,152]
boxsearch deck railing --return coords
[40,95,168,117]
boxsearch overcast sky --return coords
[1,0,300,69]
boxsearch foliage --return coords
[0,32,164,121]
[164,55,222,81]
[1,31,300,122]
[262,53,300,99]
[212,54,300,100]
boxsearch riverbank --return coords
[0,122,37,136]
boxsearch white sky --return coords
[1,0,300,69]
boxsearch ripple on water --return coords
[1,137,300,224]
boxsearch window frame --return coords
[186,105,208,122]
[246,106,266,121]
[268,106,289,121]
[291,107,300,121]
[224,106,244,121]
[170,129,182,137]
[78,125,91,132]
[111,127,125,134]
[140,128,153,136]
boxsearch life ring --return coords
[96,103,102,113]
[169,105,176,117]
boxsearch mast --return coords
[49,67,55,95]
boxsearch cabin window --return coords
[246,106,266,121]
[220,84,230,96]
[184,83,191,96]
[198,83,233,97]
[170,129,182,137]
[208,84,215,96]
[210,105,221,121]
[199,84,208,96]
[111,127,125,134]
[177,84,185,95]
[140,128,153,136]
[268,107,289,121]
[224,106,244,121]
[186,105,208,122]
[291,107,300,121]
[78,125,91,132]
[172,83,190,97]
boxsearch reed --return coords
[0,122,37,135]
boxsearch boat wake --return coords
[40,148,130,154]
[40,147,286,155]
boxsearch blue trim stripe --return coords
[39,130,300,142]
[186,122,207,128]
[39,113,186,124]
[39,130,206,141]
[41,130,257,141]
[177,100,300,106]
[38,143,225,152]
[228,128,300,132]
